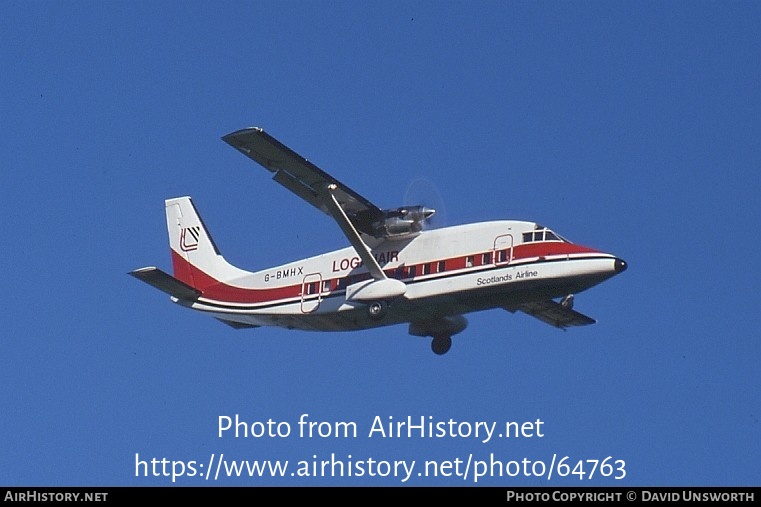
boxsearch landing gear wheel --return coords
[431,335,452,355]
[367,301,388,321]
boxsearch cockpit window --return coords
[523,228,564,243]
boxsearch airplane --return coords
[130,127,627,355]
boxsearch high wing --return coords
[222,127,384,228]
[223,127,435,243]
[504,300,596,329]
[223,127,393,280]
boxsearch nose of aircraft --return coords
[614,258,628,274]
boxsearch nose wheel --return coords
[431,334,452,355]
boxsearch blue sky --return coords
[1,1,759,486]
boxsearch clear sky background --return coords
[1,1,759,487]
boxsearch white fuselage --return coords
[176,220,620,332]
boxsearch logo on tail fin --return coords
[180,226,201,251]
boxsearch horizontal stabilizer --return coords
[129,267,201,301]
[505,300,596,329]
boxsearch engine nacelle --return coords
[371,206,435,238]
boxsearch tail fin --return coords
[165,196,246,291]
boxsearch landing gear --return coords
[431,334,452,355]
[561,294,575,309]
[408,315,466,355]
[367,300,388,320]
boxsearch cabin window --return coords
[498,250,509,263]
[422,263,431,275]
[407,266,417,278]
[322,280,330,293]
[482,252,492,264]
[466,256,474,268]
[437,260,446,273]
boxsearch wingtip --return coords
[221,126,264,141]
[129,266,157,276]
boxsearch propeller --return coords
[403,177,447,231]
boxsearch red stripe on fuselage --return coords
[171,249,300,303]
[514,241,598,258]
